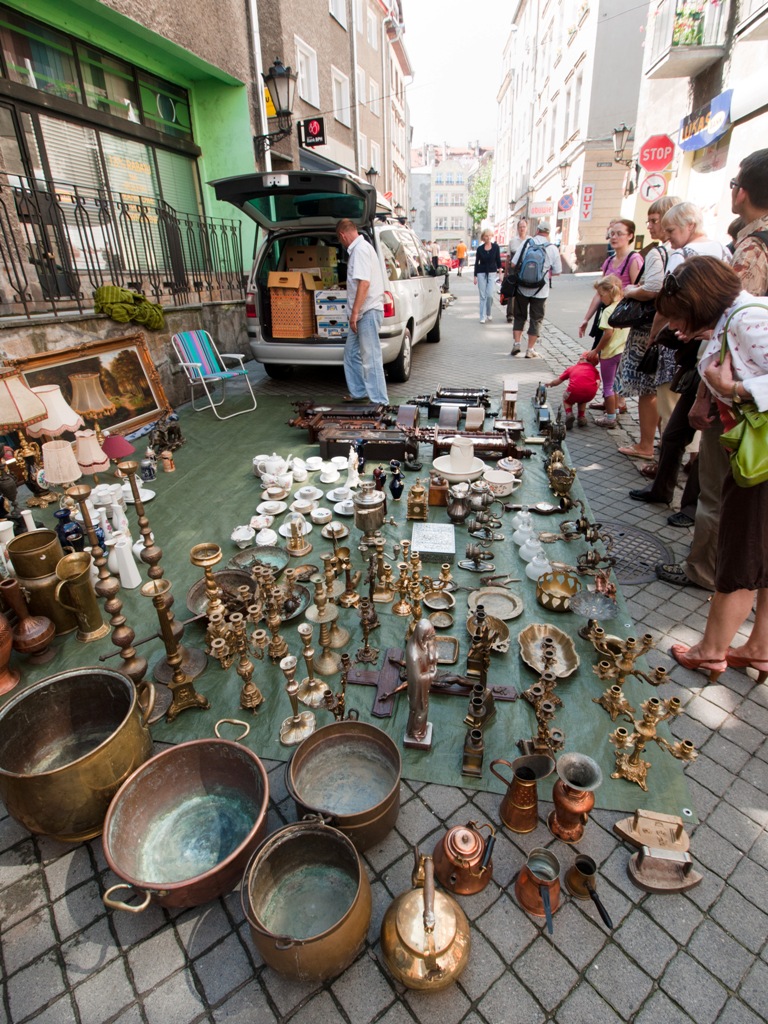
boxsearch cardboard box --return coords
[284,244,338,270]
[267,271,320,338]
[316,317,349,338]
[314,289,347,315]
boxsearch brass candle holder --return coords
[141,578,209,722]
[355,597,379,664]
[606,694,698,792]
[230,614,262,713]
[323,652,352,720]
[306,581,342,674]
[296,623,327,708]
[392,563,412,616]
[278,654,316,745]
[190,542,228,621]
[584,623,670,689]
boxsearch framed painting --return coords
[10,332,171,436]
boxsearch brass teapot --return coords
[381,848,470,990]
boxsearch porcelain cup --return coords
[339,499,355,515]
[276,471,294,491]
[260,472,279,487]
[292,499,314,515]
[261,502,282,515]
[253,454,269,477]
[332,486,351,501]
[266,486,285,500]
[255,527,278,546]
[305,456,323,471]
[292,460,308,482]
[331,456,348,469]
[320,464,340,484]
[92,484,112,504]
[311,507,332,525]
[297,485,317,501]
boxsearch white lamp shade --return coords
[0,371,47,430]
[42,439,82,486]
[69,372,116,417]
[74,429,110,475]
[27,385,85,437]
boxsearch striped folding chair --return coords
[171,330,257,420]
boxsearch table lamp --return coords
[69,372,116,445]
[74,429,110,482]
[0,370,52,508]
[100,433,136,477]
[26,385,85,438]
[42,439,82,500]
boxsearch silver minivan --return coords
[211,171,445,381]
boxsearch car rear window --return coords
[244,192,367,224]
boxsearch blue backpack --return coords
[517,239,548,292]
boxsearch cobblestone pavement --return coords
[1,275,767,1024]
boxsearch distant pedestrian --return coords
[545,356,600,430]
[473,229,502,323]
[510,221,561,357]
[335,218,388,405]
[456,240,467,276]
[504,219,529,322]
[430,240,439,272]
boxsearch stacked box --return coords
[285,244,339,288]
[267,271,320,338]
[314,289,347,315]
[316,318,348,338]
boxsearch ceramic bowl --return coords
[250,514,274,530]
[231,525,256,549]
[310,507,332,525]
[305,457,323,471]
[255,528,279,546]
[483,468,519,497]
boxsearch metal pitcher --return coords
[490,754,555,833]
[54,552,109,642]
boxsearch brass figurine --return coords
[403,619,437,750]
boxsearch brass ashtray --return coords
[423,590,456,612]
[536,571,581,613]
[429,609,454,629]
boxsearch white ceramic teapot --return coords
[257,452,290,477]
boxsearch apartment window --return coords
[355,0,363,31]
[451,217,464,230]
[370,141,381,175]
[435,173,443,184]
[435,217,447,230]
[565,87,572,138]
[295,36,319,107]
[452,194,464,206]
[573,70,583,133]
[434,193,447,206]
[446,173,454,184]
[356,66,365,105]
[331,66,350,126]
[329,0,347,28]
[367,10,379,49]
[369,79,380,116]
[358,132,367,170]
[456,173,464,184]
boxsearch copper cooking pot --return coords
[102,720,269,912]
[0,667,154,841]
[285,719,401,850]
[241,818,371,982]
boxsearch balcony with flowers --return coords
[645,0,729,79]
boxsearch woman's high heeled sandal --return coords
[726,648,768,684]
[671,644,727,683]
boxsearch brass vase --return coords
[0,609,19,694]
[0,578,55,663]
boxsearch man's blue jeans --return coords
[343,308,388,403]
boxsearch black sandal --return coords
[667,512,695,528]
[655,562,693,585]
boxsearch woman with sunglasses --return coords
[655,256,768,683]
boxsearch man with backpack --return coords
[509,221,562,357]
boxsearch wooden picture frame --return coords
[9,332,171,437]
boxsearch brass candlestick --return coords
[306,580,343,671]
[296,623,327,707]
[231,614,262,713]
[323,652,352,720]
[584,624,670,689]
[190,542,228,621]
[392,563,412,616]
[264,591,289,663]
[337,553,361,608]
[279,655,316,745]
[606,695,698,792]
[141,578,209,722]
[355,598,379,664]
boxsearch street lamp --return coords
[612,122,633,166]
[254,59,297,157]
[410,206,417,223]
[394,202,406,224]
[365,166,379,187]
[558,159,571,189]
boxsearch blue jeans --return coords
[343,308,388,403]
[477,273,496,319]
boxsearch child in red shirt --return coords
[545,356,600,429]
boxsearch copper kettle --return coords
[380,848,471,990]
[432,820,495,894]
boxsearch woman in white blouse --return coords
[655,256,768,684]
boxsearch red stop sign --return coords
[639,135,675,171]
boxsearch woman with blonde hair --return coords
[473,229,502,324]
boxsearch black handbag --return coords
[608,297,656,329]
[636,342,660,375]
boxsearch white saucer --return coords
[278,521,313,538]
[290,499,318,513]
[257,500,288,515]
[322,522,349,540]
[260,488,289,501]
[294,486,324,502]
[326,488,354,503]
[432,454,486,483]
[334,501,355,516]
[123,488,156,504]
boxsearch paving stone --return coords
[720,715,765,754]
[682,867,725,911]
[109,1005,145,1024]
[194,932,253,1007]
[364,828,410,875]
[477,972,547,1024]
[740,959,768,1021]
[735,698,768,732]
[702,732,752,774]
[727,777,768,827]
[707,802,763,853]
[475,891,538,963]
[0,840,39,890]
[260,967,323,1019]
[61,915,120,985]
[211,980,278,1023]
[142,968,210,1024]
[684,777,719,818]
[0,814,28,853]
[709,884,768,953]
[375,1002,420,1024]
[553,982,624,1024]
[687,823,743,878]
[683,695,730,730]
[127,927,187,995]
[331,951,395,1023]
[686,754,737,797]
[2,905,57,975]
[699,683,743,714]
[383,850,423,900]
[644,891,704,945]
[687,919,754,989]
[633,990,695,1024]
[394,798,442,846]
[5,949,66,1022]
[0,868,47,930]
[110,900,169,950]
[739,754,768,791]
[748,829,768,870]
[175,901,233,959]
[548,901,609,971]
[417,783,469,821]
[669,714,712,748]
[287,990,348,1024]
[661,951,728,1024]
[588,944,654,1019]
[368,879,392,944]
[598,846,644,903]
[454,928,505,1002]
[718,996,767,1024]
[480,830,520,890]
[613,908,678,976]
[729,854,768,909]
[43,844,94,901]
[404,982,471,1024]
[513,937,579,1012]
[52,878,109,942]
[73,956,136,1024]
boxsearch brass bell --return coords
[380,848,471,990]
[433,820,495,895]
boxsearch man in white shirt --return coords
[336,219,388,404]
[510,221,562,358]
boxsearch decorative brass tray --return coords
[228,545,289,577]
[535,571,581,613]
[467,587,524,621]
[517,623,580,678]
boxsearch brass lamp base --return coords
[296,675,328,708]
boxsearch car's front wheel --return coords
[387,326,412,383]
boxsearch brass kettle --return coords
[433,820,495,894]
[381,848,471,990]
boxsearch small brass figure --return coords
[403,619,437,750]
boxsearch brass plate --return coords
[428,610,454,629]
[467,587,523,621]
[435,635,459,664]
[517,623,580,678]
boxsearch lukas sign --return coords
[639,135,675,172]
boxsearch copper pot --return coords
[514,847,561,933]
[285,720,401,850]
[241,818,371,982]
[102,720,269,912]
[0,577,55,662]
[0,668,154,841]
[491,754,555,834]
[433,820,495,894]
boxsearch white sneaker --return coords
[525,348,539,358]
[480,317,486,324]
[487,314,492,321]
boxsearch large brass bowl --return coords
[0,668,154,841]
[102,736,269,911]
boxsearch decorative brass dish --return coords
[435,636,459,664]
[536,571,581,613]
[467,587,524,621]
[428,610,454,630]
[228,546,289,577]
[186,571,258,618]
[423,590,456,612]
[517,623,580,678]
[466,613,510,653]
